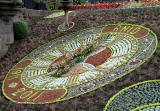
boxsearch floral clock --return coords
[2,24,157,104]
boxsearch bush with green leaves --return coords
[45,0,60,11]
[73,0,83,5]
[13,21,29,40]
[34,0,41,3]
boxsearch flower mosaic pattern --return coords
[104,80,160,111]
[2,24,157,104]
[137,105,160,111]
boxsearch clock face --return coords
[21,33,137,90]
[2,24,157,104]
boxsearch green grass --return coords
[123,2,144,8]
[44,11,72,18]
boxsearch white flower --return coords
[8,83,18,88]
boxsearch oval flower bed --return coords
[2,24,157,104]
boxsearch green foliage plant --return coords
[34,0,41,3]
[46,0,60,11]
[13,21,29,40]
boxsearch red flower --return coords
[91,4,95,9]
[132,1,137,3]
[85,5,89,9]
[124,1,129,4]
[72,2,120,10]
[98,3,103,8]
[80,5,85,9]
[76,5,81,9]
[71,5,75,10]
[105,3,109,8]
[88,4,92,9]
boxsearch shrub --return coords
[73,0,83,5]
[13,21,29,40]
[46,0,60,11]
[34,0,41,3]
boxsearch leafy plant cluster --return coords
[49,43,94,77]
[73,0,86,5]
[39,0,60,10]
[34,0,42,3]
[13,21,29,40]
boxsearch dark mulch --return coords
[0,9,160,111]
